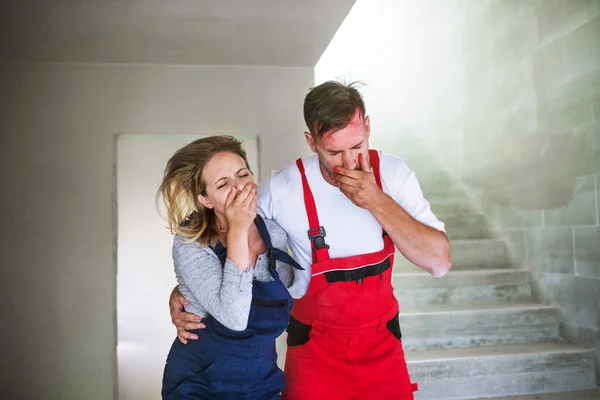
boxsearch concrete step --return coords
[400,303,561,351]
[407,343,597,400]
[480,388,600,399]
[443,213,494,240]
[394,269,533,308]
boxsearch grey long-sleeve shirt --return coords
[173,218,294,331]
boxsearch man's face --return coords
[304,109,371,185]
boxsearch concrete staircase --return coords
[393,176,598,399]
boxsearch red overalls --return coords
[282,150,418,400]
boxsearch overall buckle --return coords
[308,226,329,250]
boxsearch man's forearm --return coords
[369,193,451,277]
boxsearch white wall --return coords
[315,0,465,175]
[0,62,312,400]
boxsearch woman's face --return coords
[198,151,254,215]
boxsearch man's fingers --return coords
[334,166,361,179]
[171,312,201,329]
[172,315,204,327]
[337,182,358,194]
[169,301,186,315]
[177,336,188,345]
[182,312,202,322]
[176,325,201,342]
[333,173,359,187]
[359,152,372,172]
[184,321,206,330]
[177,329,199,343]
[173,294,189,308]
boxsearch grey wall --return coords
[0,63,313,399]
[462,0,600,382]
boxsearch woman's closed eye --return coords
[216,173,249,190]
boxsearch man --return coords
[170,81,451,399]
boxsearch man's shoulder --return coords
[271,154,316,179]
[257,155,316,217]
[269,159,300,182]
[377,150,410,170]
[376,150,414,185]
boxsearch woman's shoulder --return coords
[172,235,215,257]
[173,234,201,247]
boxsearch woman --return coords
[158,135,300,400]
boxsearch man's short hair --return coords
[303,80,366,138]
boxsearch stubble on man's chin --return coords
[318,161,337,185]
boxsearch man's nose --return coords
[342,153,356,170]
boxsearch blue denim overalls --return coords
[162,215,301,400]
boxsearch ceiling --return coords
[0,0,356,66]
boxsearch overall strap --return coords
[295,158,331,263]
[369,149,383,190]
[211,241,227,266]
[254,215,304,280]
[368,149,388,238]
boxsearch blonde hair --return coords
[157,135,251,245]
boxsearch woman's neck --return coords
[217,217,259,247]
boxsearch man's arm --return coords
[169,287,205,344]
[368,191,451,277]
[333,153,451,278]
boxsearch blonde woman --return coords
[159,136,300,400]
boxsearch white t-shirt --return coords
[257,151,444,299]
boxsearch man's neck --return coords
[317,159,337,188]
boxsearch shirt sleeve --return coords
[391,162,446,233]
[172,236,254,331]
[257,173,276,219]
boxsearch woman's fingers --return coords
[248,192,257,212]
[224,186,238,208]
[233,182,254,205]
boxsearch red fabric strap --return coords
[368,149,382,190]
[295,159,330,262]
[368,149,388,238]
